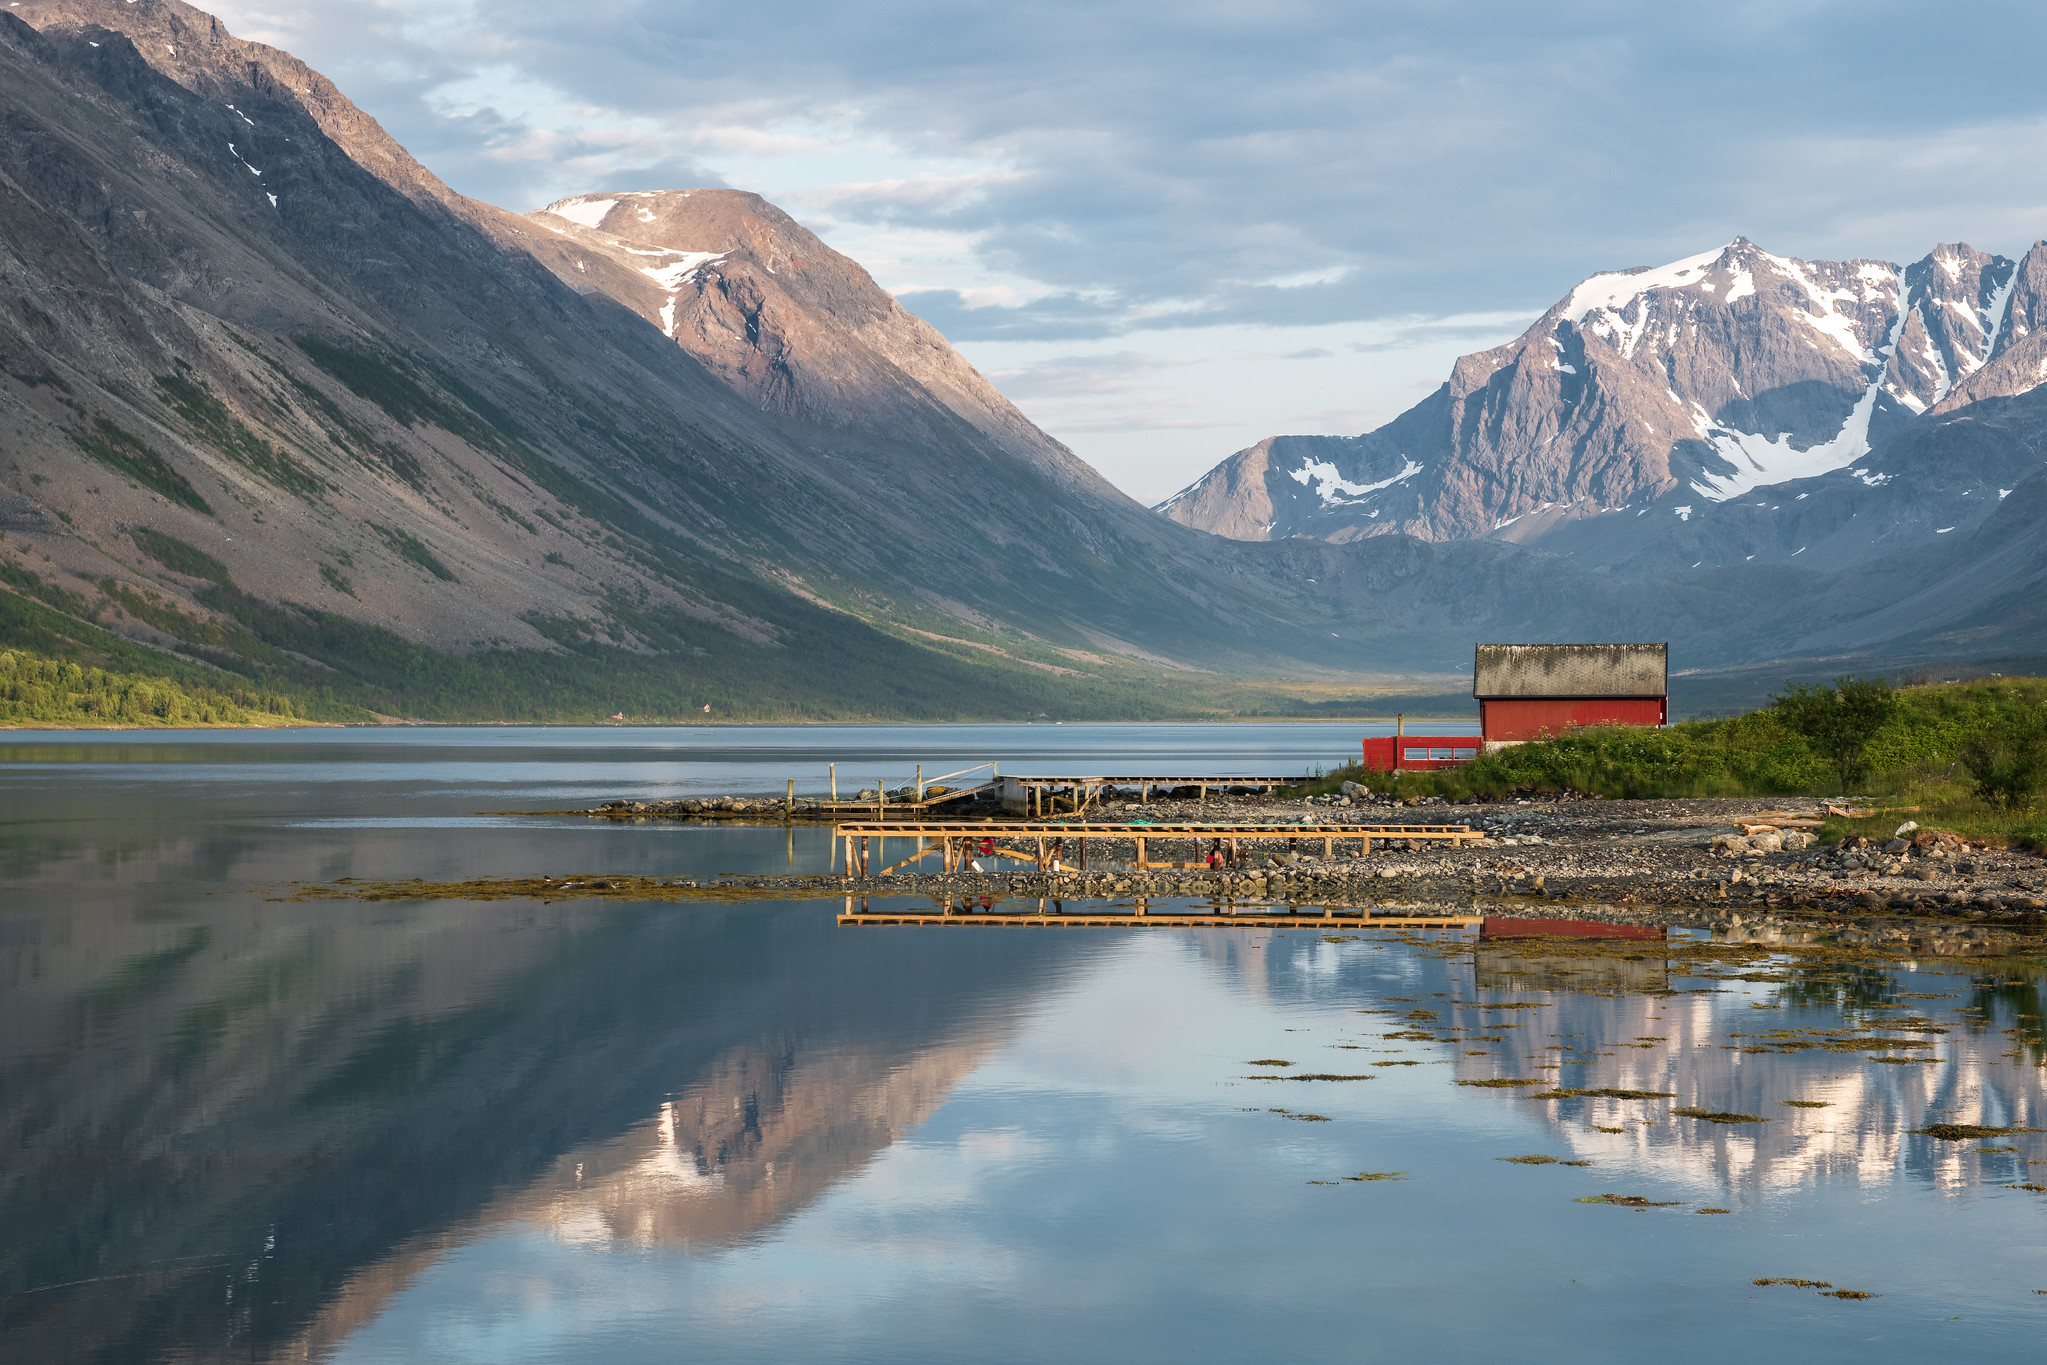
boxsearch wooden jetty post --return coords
[917,765,924,801]
[786,779,795,818]
[830,763,837,800]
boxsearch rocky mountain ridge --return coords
[1159,237,2047,578]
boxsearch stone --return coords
[1894,820,1920,838]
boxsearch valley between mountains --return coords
[1,0,2044,721]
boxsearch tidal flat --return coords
[5,725,2047,1362]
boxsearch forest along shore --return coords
[537,789,2047,951]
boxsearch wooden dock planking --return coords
[834,820,1482,877]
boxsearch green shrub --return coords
[1959,694,2047,812]
[1771,676,1898,793]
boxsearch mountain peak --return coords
[519,187,1115,495]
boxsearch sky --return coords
[203,1,2047,503]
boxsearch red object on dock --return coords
[1360,735,1481,772]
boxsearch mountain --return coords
[0,0,1456,716]
[1159,237,2047,578]
[1,0,2042,717]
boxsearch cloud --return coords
[195,0,2047,499]
[205,0,2047,339]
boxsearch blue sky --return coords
[209,1,2047,501]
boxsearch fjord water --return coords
[3,726,2044,1363]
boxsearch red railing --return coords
[1360,735,1481,772]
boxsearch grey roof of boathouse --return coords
[1472,643,1667,699]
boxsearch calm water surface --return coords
[3,724,2045,1363]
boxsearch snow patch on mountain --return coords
[1289,456,1423,506]
[1983,262,2020,358]
[1564,246,1726,322]
[1694,383,1880,500]
[639,252,725,289]
[544,196,618,229]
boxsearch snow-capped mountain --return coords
[1159,237,2047,571]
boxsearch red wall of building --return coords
[1479,697,1665,741]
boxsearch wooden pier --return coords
[834,820,1481,877]
[999,774,1297,815]
[837,898,1483,930]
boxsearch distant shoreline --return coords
[0,715,1478,732]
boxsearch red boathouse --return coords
[1474,642,1667,742]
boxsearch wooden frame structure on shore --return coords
[1002,775,1297,816]
[834,820,1482,877]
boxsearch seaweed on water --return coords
[1247,1059,1293,1067]
[1263,1073,1377,1082]
[1820,1290,1879,1300]
[1672,1107,1768,1124]
[1532,1088,1675,1100]
[1500,1155,1561,1164]
[1269,1108,1332,1122]
[1754,1278,1832,1289]
[1779,1100,1830,1108]
[1914,1124,2042,1140]
[1577,1194,1681,1207]
[1344,1171,1406,1181]
[1697,1207,1731,1214]
[1456,1078,1548,1088]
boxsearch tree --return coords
[1959,703,2047,812]
[1771,676,1897,793]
